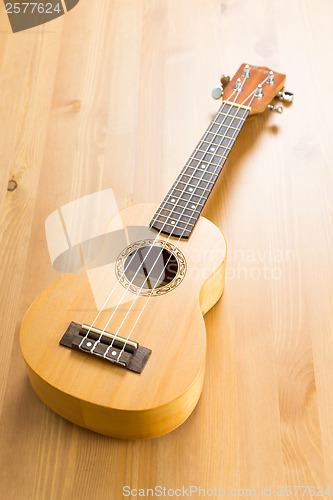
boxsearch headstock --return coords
[212,63,292,115]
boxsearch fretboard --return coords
[150,101,250,239]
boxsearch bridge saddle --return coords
[59,321,151,374]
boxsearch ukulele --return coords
[20,64,292,439]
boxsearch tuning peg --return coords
[267,70,275,85]
[212,86,223,100]
[220,74,231,88]
[254,84,264,98]
[232,78,242,91]
[268,104,283,113]
[277,90,294,102]
[241,65,250,78]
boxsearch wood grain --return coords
[1,0,333,498]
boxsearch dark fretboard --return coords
[149,101,250,239]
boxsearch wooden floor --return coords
[1,1,333,498]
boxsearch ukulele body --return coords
[20,203,226,439]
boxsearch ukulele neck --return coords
[149,100,250,239]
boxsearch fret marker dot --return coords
[210,147,215,152]
[171,198,175,202]
[111,351,117,356]
[171,221,175,224]
[188,188,193,192]
[191,205,195,209]
[87,342,92,347]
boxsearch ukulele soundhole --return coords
[115,239,187,296]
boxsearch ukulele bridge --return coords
[59,321,151,374]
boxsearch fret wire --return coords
[160,227,192,235]
[216,111,246,121]
[155,217,195,229]
[183,164,220,175]
[181,173,214,184]
[194,147,231,156]
[175,180,212,193]
[188,155,227,165]
[208,121,240,131]
[152,218,194,230]
[209,123,240,132]
[217,103,249,114]
[216,108,246,117]
[159,205,200,217]
[171,186,211,198]
[152,224,192,235]
[201,136,235,144]
[154,211,197,223]
[211,118,245,129]
[153,225,192,234]
[162,201,201,217]
[223,100,251,111]
[150,103,249,238]
[165,193,205,208]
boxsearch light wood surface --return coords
[1,0,333,498]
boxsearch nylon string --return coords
[81,73,271,362]
[80,87,240,350]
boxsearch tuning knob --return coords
[232,77,242,91]
[277,90,294,102]
[212,86,223,99]
[254,84,264,98]
[220,74,231,88]
[268,104,283,113]
[241,65,250,78]
[267,70,275,85]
